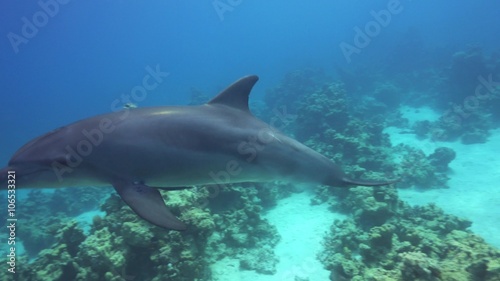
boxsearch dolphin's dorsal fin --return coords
[207,75,259,113]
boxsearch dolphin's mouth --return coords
[9,164,52,181]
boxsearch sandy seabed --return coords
[211,191,343,281]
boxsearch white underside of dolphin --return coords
[0,75,398,230]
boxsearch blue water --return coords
[1,1,499,280]
[1,1,499,160]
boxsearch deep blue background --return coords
[0,0,499,164]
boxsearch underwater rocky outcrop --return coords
[13,187,106,258]
[371,81,404,110]
[265,69,500,280]
[9,182,284,281]
[14,189,213,281]
[338,44,500,145]
[263,68,328,128]
[392,145,455,189]
[412,110,492,144]
[292,80,396,181]
[272,70,458,190]
[7,66,497,280]
[445,46,500,106]
[411,46,500,144]
[205,183,282,275]
[318,186,500,281]
[294,81,349,141]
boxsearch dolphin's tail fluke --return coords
[341,177,400,187]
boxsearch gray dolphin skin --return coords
[0,75,398,230]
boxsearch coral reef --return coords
[15,190,214,281]
[267,69,499,280]
[423,110,492,144]
[339,45,500,144]
[399,251,441,281]
[16,187,107,257]
[50,186,106,216]
[445,46,498,105]
[319,188,500,281]
[265,68,459,191]
[290,80,398,186]
[371,81,403,109]
[205,184,281,274]
[10,182,282,281]
[5,65,499,281]
[427,147,456,173]
[393,144,455,189]
[239,246,279,274]
[295,82,349,140]
[407,47,500,144]
[263,68,328,127]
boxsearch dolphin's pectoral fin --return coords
[112,182,187,231]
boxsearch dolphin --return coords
[0,75,398,230]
